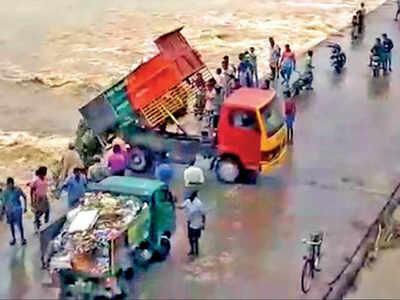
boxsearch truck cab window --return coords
[231,111,258,131]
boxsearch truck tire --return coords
[130,146,149,173]
[216,157,241,183]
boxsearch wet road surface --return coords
[0,2,400,299]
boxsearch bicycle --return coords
[301,231,324,294]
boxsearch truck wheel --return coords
[216,157,241,183]
[130,146,149,172]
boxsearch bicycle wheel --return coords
[301,259,313,294]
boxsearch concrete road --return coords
[0,1,399,299]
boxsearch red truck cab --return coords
[215,88,287,183]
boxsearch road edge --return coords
[321,182,400,300]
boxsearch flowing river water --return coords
[0,0,387,180]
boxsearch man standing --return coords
[395,0,400,21]
[221,60,235,98]
[237,53,253,88]
[62,168,87,208]
[178,190,206,256]
[269,37,281,80]
[357,3,366,34]
[304,50,315,90]
[183,160,205,200]
[280,44,296,87]
[59,142,84,186]
[382,33,394,72]
[1,178,27,245]
[30,166,51,233]
[284,90,296,145]
[249,47,259,87]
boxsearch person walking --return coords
[1,177,27,245]
[269,37,281,80]
[280,44,296,87]
[62,167,87,208]
[382,33,394,72]
[249,47,259,87]
[178,190,206,256]
[395,0,400,21]
[107,144,127,176]
[30,166,51,233]
[284,90,296,145]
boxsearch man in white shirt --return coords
[178,190,206,256]
[183,160,205,200]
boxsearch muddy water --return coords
[0,0,385,95]
[0,0,386,180]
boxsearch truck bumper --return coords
[259,144,287,174]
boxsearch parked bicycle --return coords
[301,231,324,294]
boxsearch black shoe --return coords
[187,251,195,256]
[315,267,322,272]
[21,239,27,246]
[10,240,16,246]
[389,68,392,72]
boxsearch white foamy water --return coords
[0,0,386,93]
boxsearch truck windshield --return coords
[260,100,284,137]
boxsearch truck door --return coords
[221,109,261,170]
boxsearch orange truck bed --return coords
[80,27,213,134]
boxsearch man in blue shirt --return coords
[62,168,87,208]
[1,177,27,245]
[154,152,173,186]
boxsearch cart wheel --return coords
[216,156,241,183]
[129,146,149,172]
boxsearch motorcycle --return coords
[370,54,381,77]
[328,43,346,74]
[291,70,313,96]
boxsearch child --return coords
[284,90,296,144]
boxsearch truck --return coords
[77,27,287,183]
[40,176,175,299]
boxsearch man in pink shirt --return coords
[30,166,50,232]
[280,44,296,87]
[108,144,127,176]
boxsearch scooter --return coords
[370,54,381,77]
[291,70,313,96]
[328,43,346,74]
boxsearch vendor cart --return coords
[40,176,175,299]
